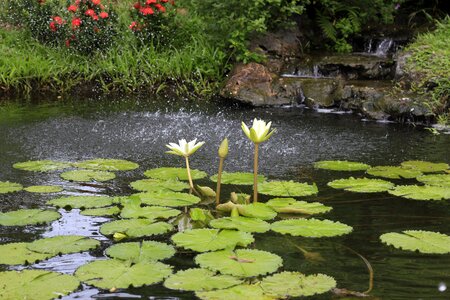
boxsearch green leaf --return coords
[195,249,283,277]
[196,284,276,300]
[314,160,370,171]
[217,202,277,220]
[271,218,353,237]
[328,177,394,193]
[80,206,121,216]
[131,191,201,207]
[266,198,332,215]
[388,185,450,200]
[130,178,189,192]
[144,167,207,181]
[380,230,450,254]
[100,219,173,238]
[13,160,72,172]
[258,181,318,197]
[401,160,449,173]
[24,185,63,193]
[0,270,80,299]
[0,243,52,265]
[210,172,266,185]
[366,166,423,179]
[0,181,23,194]
[47,195,114,209]
[261,271,336,297]
[121,205,181,219]
[60,170,116,182]
[210,217,270,233]
[0,209,60,226]
[74,159,139,171]
[75,260,172,289]
[164,268,242,292]
[27,235,100,255]
[190,208,214,222]
[417,174,450,187]
[172,229,254,252]
[106,241,175,263]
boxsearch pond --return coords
[0,95,449,299]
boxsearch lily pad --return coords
[210,172,266,185]
[388,185,450,200]
[47,195,114,209]
[74,159,139,171]
[0,270,80,299]
[366,166,422,179]
[0,242,52,265]
[172,229,254,252]
[196,284,276,300]
[0,209,60,226]
[130,178,189,192]
[164,268,242,292]
[266,198,332,215]
[328,177,394,193]
[260,271,336,297]
[24,185,63,193]
[131,191,201,207]
[75,260,172,289]
[258,180,318,197]
[217,202,277,220]
[13,160,72,172]
[100,219,173,238]
[60,170,116,182]
[401,160,449,173]
[380,230,450,254]
[417,174,450,187]
[314,160,370,171]
[80,206,121,216]
[106,241,175,263]
[271,218,353,237]
[27,235,100,255]
[0,181,23,194]
[121,205,181,219]
[195,249,283,277]
[209,217,270,233]
[144,167,207,181]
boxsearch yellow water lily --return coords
[166,139,205,157]
[241,119,276,144]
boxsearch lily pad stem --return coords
[253,143,259,203]
[185,156,195,190]
[215,157,225,207]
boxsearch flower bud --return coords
[218,138,229,158]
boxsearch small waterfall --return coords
[365,39,374,53]
[375,38,394,56]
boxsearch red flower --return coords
[92,0,101,5]
[146,0,156,4]
[85,9,95,16]
[154,3,165,12]
[49,21,57,32]
[92,15,99,21]
[68,5,77,12]
[161,0,168,2]
[129,21,139,31]
[99,11,109,19]
[139,7,154,15]
[65,39,71,47]
[133,2,141,9]
[72,18,82,28]
[53,16,64,25]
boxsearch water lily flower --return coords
[166,139,205,157]
[241,118,276,144]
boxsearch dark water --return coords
[0,96,449,299]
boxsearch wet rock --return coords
[299,78,343,108]
[394,51,412,79]
[249,28,303,57]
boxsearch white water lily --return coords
[166,139,205,157]
[241,119,276,144]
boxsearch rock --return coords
[299,78,343,108]
[249,28,303,57]
[394,51,412,79]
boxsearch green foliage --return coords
[388,185,450,200]
[0,243,52,265]
[80,206,120,216]
[106,241,175,263]
[27,235,100,255]
[13,160,72,172]
[100,219,173,238]
[0,209,60,226]
[24,185,63,193]
[401,160,449,173]
[0,181,23,193]
[271,218,353,237]
[210,217,271,233]
[131,191,201,207]
[328,177,395,193]
[217,202,277,220]
[314,160,370,171]
[130,178,189,192]
[144,167,207,181]
[196,284,276,300]
[121,205,181,219]
[265,198,332,215]
[60,169,116,182]
[258,180,319,197]
[380,230,450,254]
[417,174,450,187]
[366,166,423,179]
[47,195,114,209]
[210,172,266,185]
[74,158,139,171]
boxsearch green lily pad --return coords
[27,235,100,255]
[209,217,270,233]
[388,185,450,200]
[195,249,283,277]
[47,195,114,209]
[328,177,394,193]
[60,170,116,182]
[121,205,181,219]
[130,178,189,192]
[144,167,207,181]
[266,198,332,215]
[196,284,276,300]
[13,160,72,172]
[75,260,172,289]
[100,219,173,238]
[417,174,450,187]
[380,230,450,254]
[106,241,175,263]
[366,166,423,179]
[0,181,23,194]
[261,271,336,297]
[131,191,201,207]
[164,268,243,292]
[401,160,449,173]
[80,206,121,216]
[24,185,63,193]
[172,229,254,252]
[0,209,60,226]
[210,172,266,185]
[74,159,139,171]
[0,243,52,265]
[0,270,80,299]
[314,160,370,171]
[217,202,277,220]
[258,181,318,197]
[271,218,353,237]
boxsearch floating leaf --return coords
[261,271,336,297]
[230,193,251,205]
[417,174,450,187]
[24,185,63,193]
[0,181,23,194]
[258,181,318,197]
[196,284,275,300]
[164,268,242,292]
[196,249,283,277]
[0,209,60,226]
[366,166,422,179]
[27,235,100,255]
[144,167,207,181]
[271,218,353,237]
[210,172,266,185]
[130,178,189,192]
[74,159,139,171]
[75,260,172,289]
[121,205,181,219]
[266,198,332,215]
[190,208,214,223]
[217,202,277,220]
[0,270,80,299]
[401,160,449,173]
[380,230,450,254]
[131,191,201,207]
[106,241,175,263]
[388,185,450,200]
[80,206,121,216]
[100,219,173,238]
[210,217,270,233]
[13,160,72,172]
[0,243,52,265]
[60,170,116,182]
[327,177,394,193]
[172,229,254,252]
[47,195,114,209]
[314,160,370,171]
